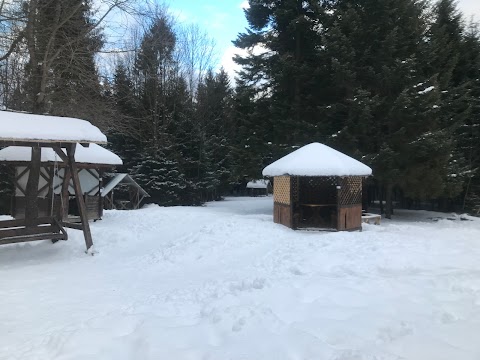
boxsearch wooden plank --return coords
[67,144,94,251]
[0,232,67,245]
[24,147,41,226]
[0,140,104,147]
[0,217,67,241]
[0,224,61,239]
[61,165,71,221]
[338,204,362,231]
[274,202,293,228]
[0,216,55,229]
[61,221,84,231]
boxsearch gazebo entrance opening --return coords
[296,176,337,229]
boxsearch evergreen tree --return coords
[426,0,470,208]
[458,23,480,210]
[233,0,329,146]
[23,0,104,119]
[196,69,234,200]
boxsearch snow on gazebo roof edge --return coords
[0,110,107,144]
[0,144,122,166]
[262,142,372,177]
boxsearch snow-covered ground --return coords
[1,197,480,360]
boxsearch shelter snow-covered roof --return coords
[101,173,149,198]
[246,179,270,189]
[0,110,107,144]
[262,143,372,177]
[0,144,122,166]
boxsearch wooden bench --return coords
[0,217,68,245]
[362,213,381,225]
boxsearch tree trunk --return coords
[379,185,384,214]
[385,184,393,219]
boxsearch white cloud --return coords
[240,1,250,10]
[457,0,480,21]
[220,44,269,83]
[220,46,245,81]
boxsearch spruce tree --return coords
[323,0,453,217]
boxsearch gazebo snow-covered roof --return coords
[263,143,372,177]
[0,110,106,144]
[263,142,372,232]
[246,179,270,189]
[0,144,122,166]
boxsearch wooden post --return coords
[24,147,41,226]
[336,177,341,231]
[52,146,71,222]
[61,166,71,221]
[66,144,93,251]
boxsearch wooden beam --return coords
[61,221,84,231]
[61,166,71,221]
[52,146,69,163]
[16,166,30,181]
[24,147,41,226]
[0,140,105,148]
[67,144,94,251]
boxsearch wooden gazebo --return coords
[246,179,270,196]
[263,143,372,231]
[101,173,149,210]
[0,143,122,222]
[0,110,108,252]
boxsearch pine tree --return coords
[233,0,328,146]
[323,0,453,217]
[426,0,470,208]
[458,23,480,210]
[196,69,234,200]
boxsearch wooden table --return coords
[300,204,336,226]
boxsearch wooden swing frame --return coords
[0,141,95,251]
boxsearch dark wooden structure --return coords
[246,179,270,197]
[263,143,372,231]
[102,173,149,210]
[0,110,109,251]
[272,175,364,231]
[1,147,121,223]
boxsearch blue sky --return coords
[166,0,249,73]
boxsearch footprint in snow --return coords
[232,317,246,332]
[289,266,305,276]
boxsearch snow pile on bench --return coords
[0,144,122,166]
[263,142,372,177]
[0,110,107,143]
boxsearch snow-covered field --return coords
[1,197,480,360]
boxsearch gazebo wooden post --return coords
[336,176,341,231]
[66,144,93,251]
[24,146,41,227]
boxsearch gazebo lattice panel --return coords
[339,176,362,206]
[274,176,291,205]
[299,176,337,204]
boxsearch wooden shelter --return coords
[0,110,109,251]
[101,173,149,210]
[246,179,270,196]
[0,144,122,223]
[263,143,372,231]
